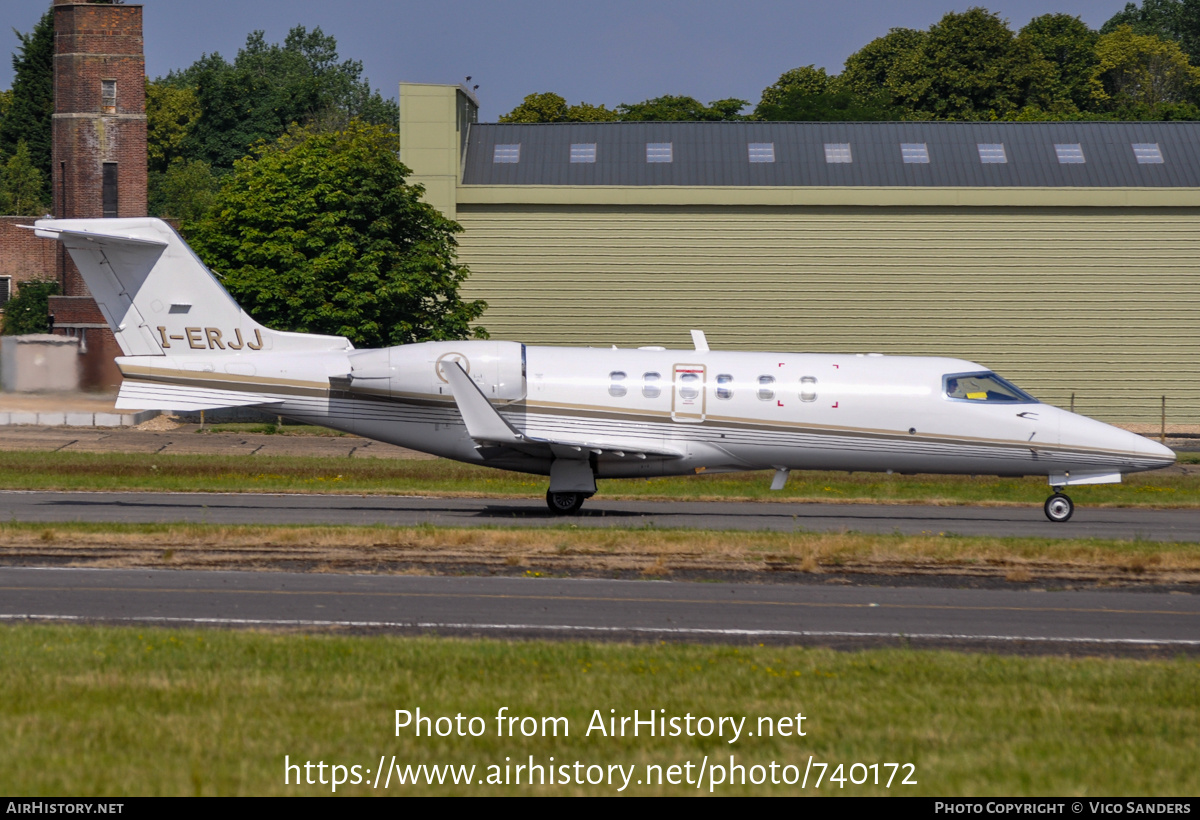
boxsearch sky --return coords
[3,0,1131,121]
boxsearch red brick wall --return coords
[0,217,60,294]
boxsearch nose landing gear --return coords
[1044,489,1074,523]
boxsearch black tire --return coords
[546,490,585,515]
[1044,492,1074,523]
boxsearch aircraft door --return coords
[671,364,706,423]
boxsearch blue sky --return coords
[3,1,1128,121]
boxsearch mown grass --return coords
[0,624,1195,796]
[6,521,1200,578]
[0,450,1196,507]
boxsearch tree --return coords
[0,9,53,206]
[177,27,399,171]
[148,158,218,223]
[186,122,486,348]
[755,65,900,121]
[616,95,748,121]
[1102,0,1200,66]
[840,27,927,105]
[1,279,58,336]
[499,92,617,122]
[146,80,202,175]
[0,140,48,215]
[1094,24,1200,113]
[1017,14,1103,115]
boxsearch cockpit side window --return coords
[944,372,1038,403]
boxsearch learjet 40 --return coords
[33,218,1175,521]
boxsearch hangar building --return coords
[400,83,1200,424]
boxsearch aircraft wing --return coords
[440,362,681,460]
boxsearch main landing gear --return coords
[1044,489,1074,523]
[546,490,587,515]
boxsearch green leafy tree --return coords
[840,27,927,105]
[0,140,48,215]
[755,65,899,121]
[187,122,486,348]
[1,279,58,336]
[500,92,617,122]
[178,27,399,171]
[0,9,53,205]
[146,80,202,175]
[148,158,218,223]
[1095,24,1200,113]
[1017,14,1103,115]
[616,95,748,121]
[1102,0,1200,66]
[892,8,1058,120]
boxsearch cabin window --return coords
[716,373,733,399]
[944,372,1038,403]
[642,372,661,398]
[678,372,700,400]
[609,371,627,397]
[800,376,817,402]
[757,375,775,401]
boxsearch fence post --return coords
[1161,396,1166,444]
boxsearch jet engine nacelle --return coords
[347,340,526,402]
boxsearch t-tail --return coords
[32,218,352,357]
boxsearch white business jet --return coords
[33,218,1174,522]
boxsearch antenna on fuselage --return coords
[690,329,709,352]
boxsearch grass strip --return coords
[0,624,1196,796]
[6,522,1200,581]
[1,450,1198,507]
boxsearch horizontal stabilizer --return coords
[32,225,168,249]
[116,379,284,412]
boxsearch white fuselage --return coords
[116,340,1175,484]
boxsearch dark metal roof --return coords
[460,121,1200,187]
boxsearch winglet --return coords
[441,361,524,444]
[690,329,709,352]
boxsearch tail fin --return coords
[33,218,352,356]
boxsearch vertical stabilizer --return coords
[33,218,352,356]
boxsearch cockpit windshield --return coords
[944,372,1038,403]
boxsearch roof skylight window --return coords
[901,143,929,163]
[570,143,596,163]
[977,143,1007,164]
[1132,143,1164,164]
[748,143,775,163]
[492,144,520,163]
[1055,143,1085,164]
[646,142,673,163]
[824,143,852,163]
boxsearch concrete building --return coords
[400,83,1200,424]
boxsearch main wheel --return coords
[546,490,585,515]
[1044,492,1074,523]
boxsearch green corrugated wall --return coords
[456,204,1200,423]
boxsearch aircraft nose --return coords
[1127,431,1176,467]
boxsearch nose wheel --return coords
[1044,491,1074,523]
[546,490,586,515]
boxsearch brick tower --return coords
[49,0,147,388]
